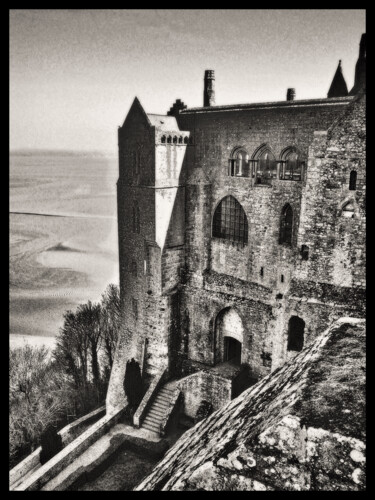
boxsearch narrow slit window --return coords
[279,204,293,245]
[349,170,357,190]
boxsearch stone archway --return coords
[214,308,244,365]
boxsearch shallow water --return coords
[9,153,119,346]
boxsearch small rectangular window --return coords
[260,267,264,277]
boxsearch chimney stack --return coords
[286,88,296,101]
[204,70,215,107]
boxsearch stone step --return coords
[153,397,170,406]
[144,411,164,422]
[159,388,175,395]
[143,418,161,429]
[151,402,169,412]
[142,421,160,432]
[148,408,165,419]
[155,395,171,404]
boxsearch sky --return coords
[10,9,366,154]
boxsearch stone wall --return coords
[177,372,232,419]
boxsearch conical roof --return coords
[327,60,348,98]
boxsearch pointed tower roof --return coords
[349,33,366,95]
[327,60,348,98]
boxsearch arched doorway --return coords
[214,308,244,365]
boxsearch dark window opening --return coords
[287,316,305,352]
[223,337,241,365]
[228,149,250,177]
[255,150,276,185]
[184,136,188,144]
[173,135,178,144]
[280,274,284,283]
[260,267,264,277]
[178,136,183,144]
[212,195,248,245]
[301,245,309,260]
[280,151,303,181]
[167,136,172,144]
[161,135,166,144]
[279,204,293,245]
[349,170,357,190]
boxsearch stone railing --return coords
[9,405,106,490]
[11,405,125,491]
[133,369,166,428]
[160,389,183,437]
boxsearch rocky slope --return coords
[136,318,365,491]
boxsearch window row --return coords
[212,196,294,246]
[160,135,192,144]
[228,146,305,184]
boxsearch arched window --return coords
[212,195,248,244]
[279,204,293,245]
[167,135,172,144]
[161,135,166,144]
[133,202,140,233]
[173,135,178,144]
[252,146,277,185]
[287,316,305,351]
[178,136,183,144]
[280,149,303,181]
[349,170,357,190]
[184,136,189,144]
[228,148,250,177]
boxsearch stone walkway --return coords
[41,423,162,491]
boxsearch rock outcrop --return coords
[136,318,365,491]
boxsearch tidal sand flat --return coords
[10,152,119,345]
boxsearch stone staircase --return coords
[141,384,176,435]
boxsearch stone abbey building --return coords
[106,35,366,427]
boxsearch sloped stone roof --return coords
[136,318,365,491]
[147,114,179,132]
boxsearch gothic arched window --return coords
[167,135,172,144]
[252,146,277,185]
[287,316,305,351]
[281,150,303,180]
[161,135,166,144]
[212,195,248,245]
[349,170,357,190]
[279,204,293,245]
[184,136,188,144]
[228,148,250,177]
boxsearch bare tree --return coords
[100,284,121,371]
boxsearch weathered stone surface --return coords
[135,319,365,491]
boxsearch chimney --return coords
[204,70,215,107]
[286,88,296,101]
